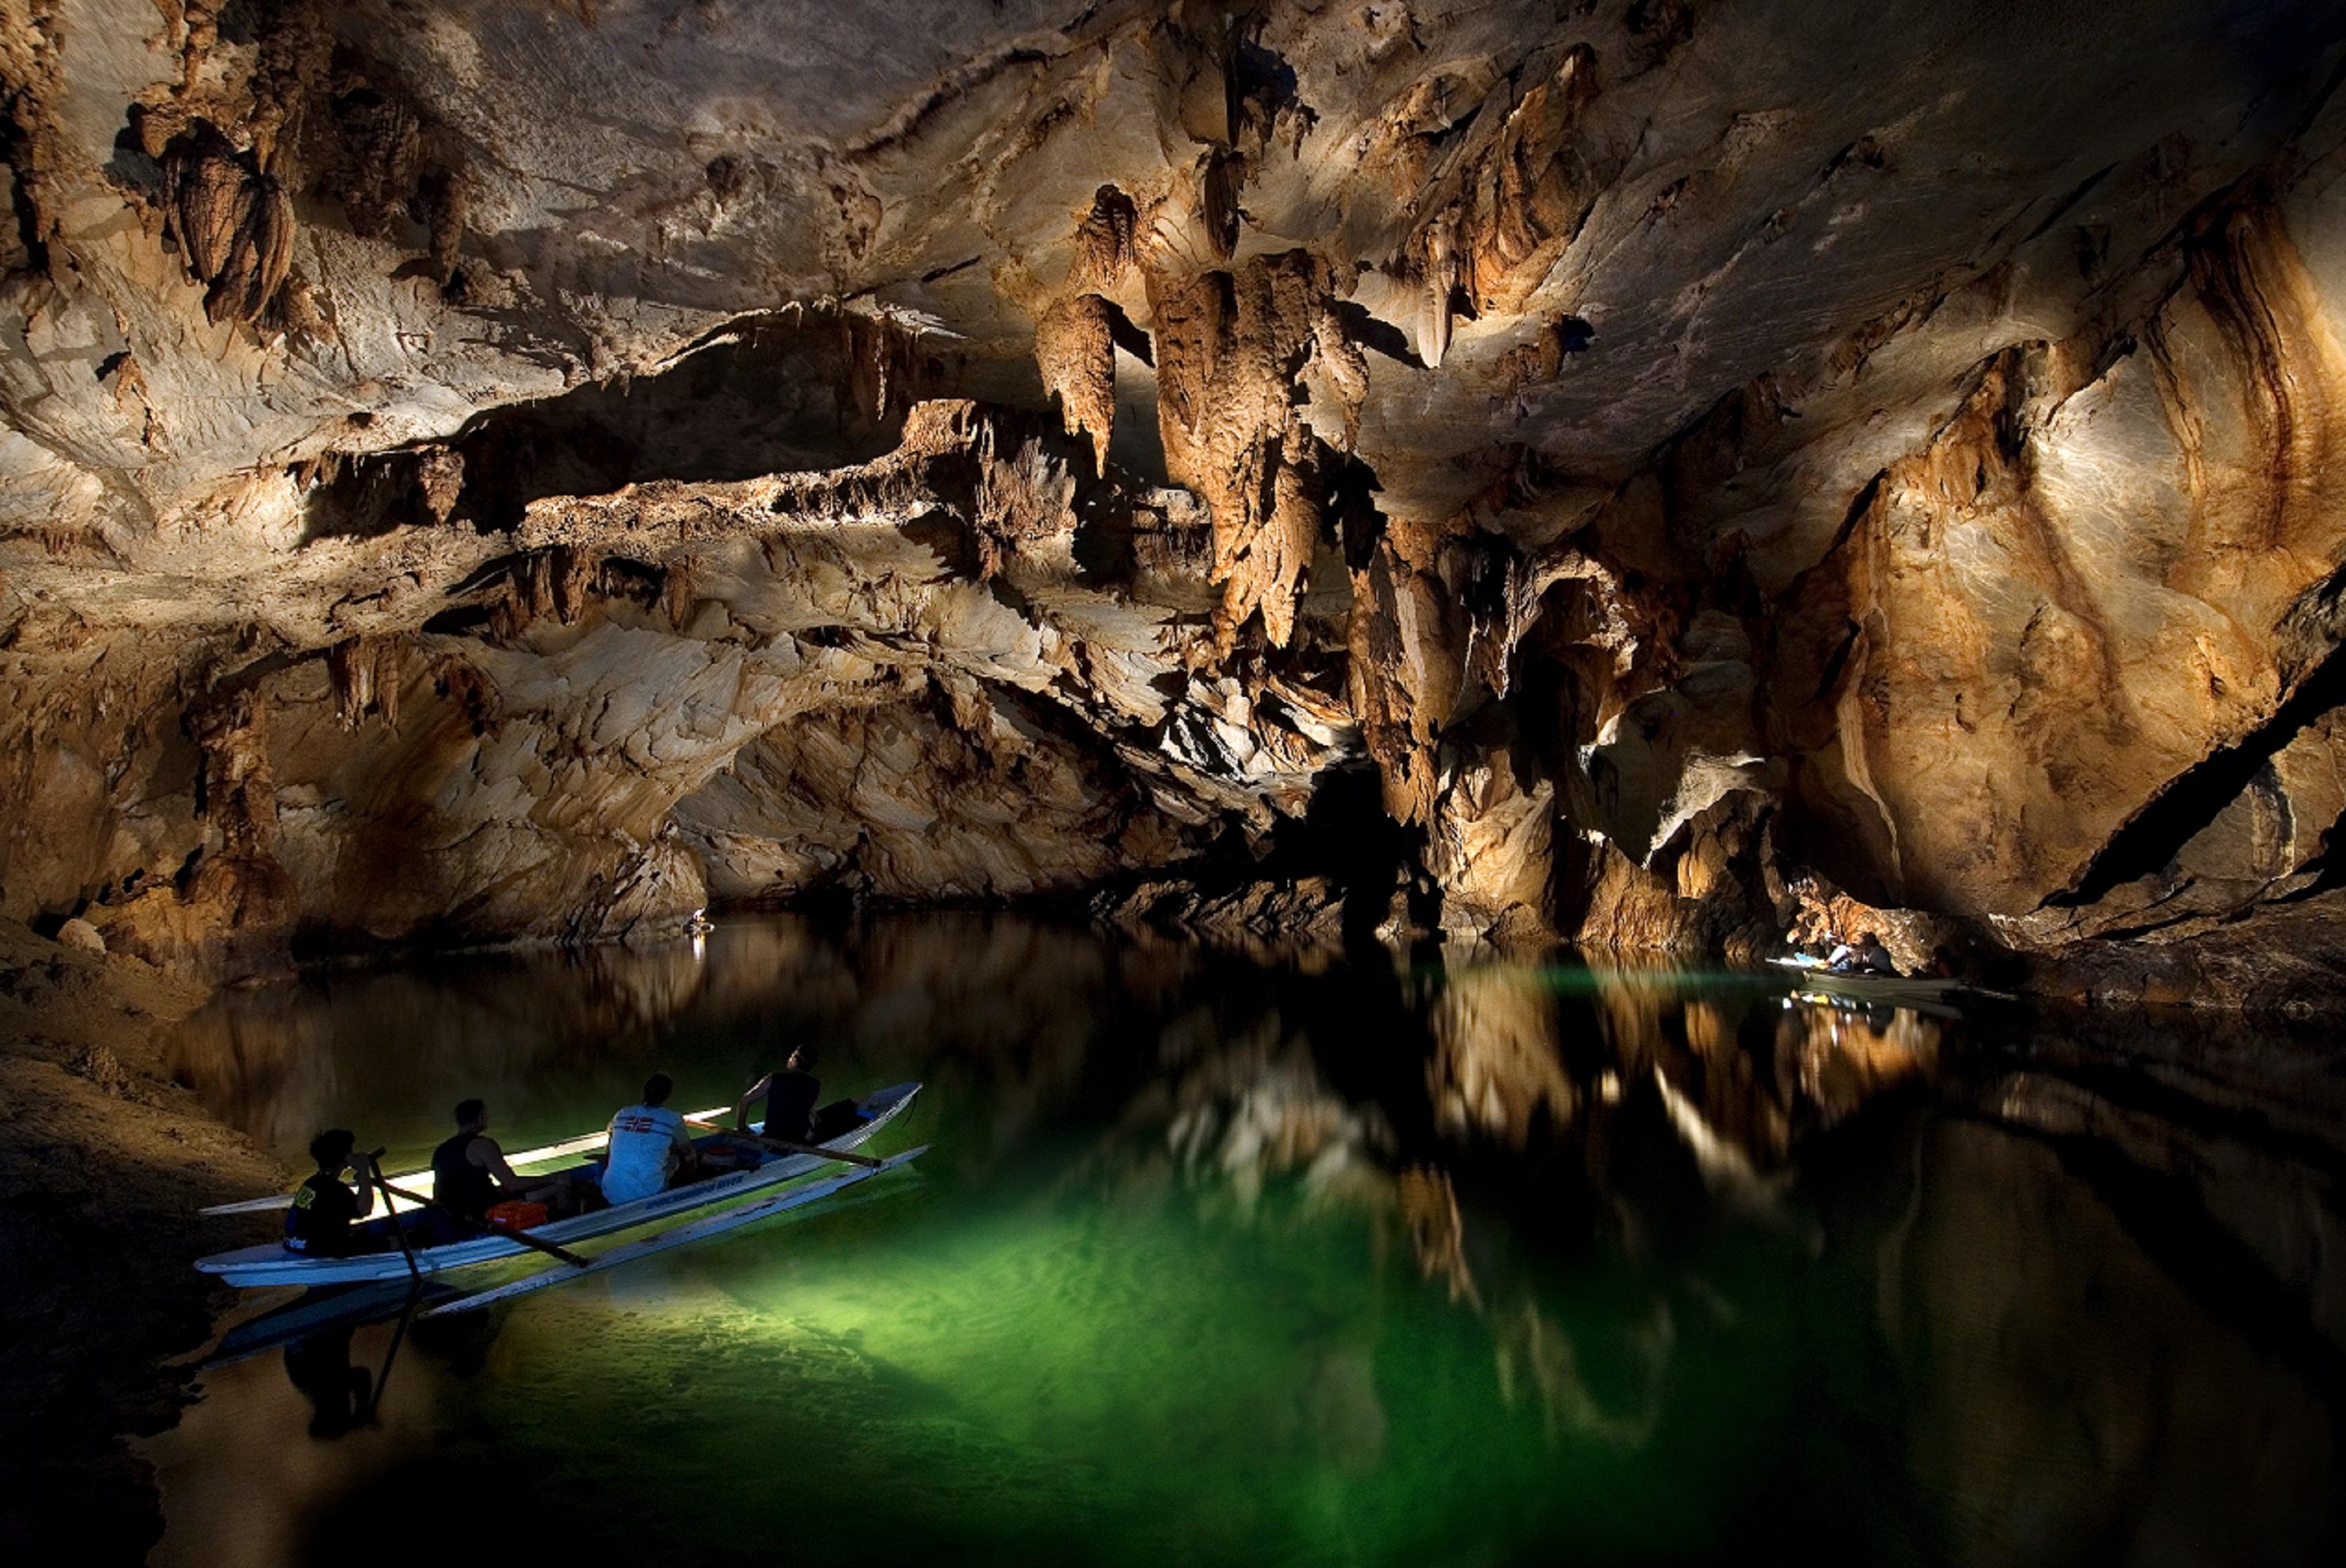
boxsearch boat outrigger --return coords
[194,1081,924,1291]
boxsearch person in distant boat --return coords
[601,1072,699,1206]
[284,1128,375,1257]
[433,1099,538,1223]
[1827,931,1895,975]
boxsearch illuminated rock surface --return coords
[4,1,2346,1004]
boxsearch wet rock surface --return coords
[2,2,2346,1001]
[0,921,284,1559]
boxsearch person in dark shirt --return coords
[285,1129,375,1257]
[1827,932,1896,974]
[431,1099,537,1223]
[736,1046,868,1148]
[736,1046,822,1143]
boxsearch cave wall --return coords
[6,1,2346,999]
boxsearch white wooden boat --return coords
[194,1082,921,1288]
[1770,956,1981,1006]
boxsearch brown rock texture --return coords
[0,918,284,1557]
[2,1,2346,1001]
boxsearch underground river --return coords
[139,914,2344,1566]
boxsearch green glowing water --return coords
[141,914,2344,1567]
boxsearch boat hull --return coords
[421,1145,926,1317]
[1770,959,1962,1005]
[196,1082,920,1288]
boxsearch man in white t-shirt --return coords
[601,1072,697,1206]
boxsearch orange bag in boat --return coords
[485,1200,548,1232]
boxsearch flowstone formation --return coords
[5,0,2346,1004]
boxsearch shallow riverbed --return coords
[138,914,2344,1566]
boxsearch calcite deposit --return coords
[6,0,2346,1003]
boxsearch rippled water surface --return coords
[141,914,2345,1566]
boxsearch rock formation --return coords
[6,0,2346,1003]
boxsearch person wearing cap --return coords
[284,1129,375,1257]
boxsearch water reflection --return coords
[145,915,2344,1567]
[164,941,719,1165]
[282,1324,375,1438]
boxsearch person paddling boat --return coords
[284,1129,375,1257]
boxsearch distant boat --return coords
[1769,956,2003,1007]
[194,1082,922,1290]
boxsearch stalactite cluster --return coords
[1,0,2342,1007]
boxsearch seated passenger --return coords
[736,1046,865,1147]
[1827,931,1896,975]
[735,1046,823,1144]
[285,1128,375,1257]
[432,1099,537,1224]
[602,1072,697,1206]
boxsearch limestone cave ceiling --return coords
[5,0,2346,1001]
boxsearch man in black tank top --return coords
[432,1099,526,1223]
[735,1046,821,1143]
[734,1046,862,1146]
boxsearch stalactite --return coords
[326,636,370,729]
[1461,47,1599,315]
[1146,249,1365,655]
[1032,185,1151,476]
[1418,206,1460,368]
[187,685,277,858]
[1034,293,1116,474]
[1400,45,1600,366]
[662,556,697,628]
[521,552,556,621]
[1072,183,1139,289]
[415,447,465,525]
[1201,144,1245,262]
[836,308,932,423]
[158,121,293,326]
[326,633,411,731]
[378,641,402,732]
[319,75,424,239]
[551,544,594,625]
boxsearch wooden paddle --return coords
[683,1114,883,1169]
[364,1153,424,1283]
[369,1174,591,1268]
